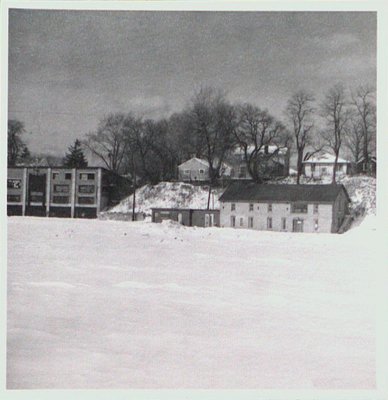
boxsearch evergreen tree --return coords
[63,139,88,168]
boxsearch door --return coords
[28,174,46,206]
[205,214,210,227]
[210,214,214,227]
[292,218,304,232]
[178,213,183,224]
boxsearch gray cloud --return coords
[8,10,376,156]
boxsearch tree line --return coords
[8,83,375,185]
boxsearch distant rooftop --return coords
[219,181,350,203]
[303,153,350,164]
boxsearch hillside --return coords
[107,181,224,215]
[105,175,376,219]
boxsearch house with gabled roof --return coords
[303,153,351,178]
[178,157,232,182]
[219,181,351,233]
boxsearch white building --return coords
[219,181,351,233]
[178,157,231,182]
[303,153,351,179]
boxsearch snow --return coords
[7,216,378,389]
[108,181,223,215]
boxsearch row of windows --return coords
[231,203,319,214]
[52,196,95,204]
[231,216,319,231]
[52,172,95,181]
[53,184,95,194]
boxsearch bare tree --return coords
[234,103,289,183]
[286,90,315,184]
[84,113,130,174]
[344,119,364,165]
[187,87,236,184]
[8,119,29,166]
[320,84,351,183]
[351,86,376,171]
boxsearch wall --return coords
[191,210,220,227]
[7,168,25,206]
[220,201,333,233]
[331,189,350,233]
[152,209,192,225]
[304,163,348,178]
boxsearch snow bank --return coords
[108,181,224,215]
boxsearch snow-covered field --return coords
[7,216,377,389]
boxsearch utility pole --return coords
[132,153,136,221]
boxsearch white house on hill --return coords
[178,157,231,182]
[303,153,351,178]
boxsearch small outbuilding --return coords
[152,208,220,227]
[219,181,351,233]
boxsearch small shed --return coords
[151,208,220,227]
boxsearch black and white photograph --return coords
[2,0,387,396]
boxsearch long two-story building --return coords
[219,181,351,233]
[7,166,130,218]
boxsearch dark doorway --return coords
[292,218,304,232]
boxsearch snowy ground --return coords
[7,216,377,389]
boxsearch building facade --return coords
[7,167,129,218]
[303,153,351,178]
[219,182,350,233]
[152,208,220,227]
[228,145,290,179]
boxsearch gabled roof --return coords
[303,153,350,164]
[178,157,209,169]
[219,181,350,203]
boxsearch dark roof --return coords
[219,181,350,203]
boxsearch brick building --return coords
[7,166,130,218]
[219,181,351,233]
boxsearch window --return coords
[80,173,95,181]
[231,203,236,211]
[52,172,59,180]
[336,164,342,172]
[240,217,244,227]
[314,219,319,232]
[321,167,327,173]
[7,179,21,189]
[248,217,254,228]
[199,169,204,174]
[65,173,72,180]
[249,203,254,212]
[184,169,190,174]
[291,202,308,213]
[268,204,272,212]
[53,196,70,204]
[313,204,319,214]
[311,163,316,172]
[54,184,69,193]
[281,217,286,230]
[78,185,95,194]
[7,194,21,202]
[231,216,236,227]
[78,196,95,205]
[267,217,272,229]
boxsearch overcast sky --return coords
[8,10,376,157]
